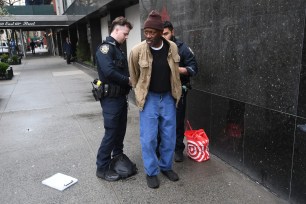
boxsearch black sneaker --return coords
[161,170,179,181]
[174,152,184,162]
[96,169,120,182]
[146,175,160,188]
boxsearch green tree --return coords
[0,0,8,15]
[2,0,20,6]
[1,0,22,15]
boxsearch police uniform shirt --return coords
[96,36,130,88]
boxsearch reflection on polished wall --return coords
[140,0,306,203]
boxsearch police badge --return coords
[100,44,109,54]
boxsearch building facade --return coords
[59,0,306,203]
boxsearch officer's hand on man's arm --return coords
[179,67,189,75]
[128,77,132,86]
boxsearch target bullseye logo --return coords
[187,140,205,161]
[185,129,210,162]
[187,140,209,162]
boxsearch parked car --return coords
[0,42,9,54]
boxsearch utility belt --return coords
[92,83,130,101]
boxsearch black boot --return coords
[174,152,184,162]
[96,169,120,182]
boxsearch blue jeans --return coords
[140,91,176,176]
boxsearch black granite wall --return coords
[140,0,306,203]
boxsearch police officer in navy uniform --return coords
[162,21,198,162]
[95,16,133,181]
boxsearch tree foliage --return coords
[4,0,20,6]
[0,0,8,15]
[0,0,22,15]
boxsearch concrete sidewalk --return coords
[0,56,287,204]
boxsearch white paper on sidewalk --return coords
[42,173,78,191]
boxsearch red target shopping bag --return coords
[184,121,210,162]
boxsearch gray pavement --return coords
[0,55,288,204]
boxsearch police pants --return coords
[175,89,187,153]
[140,92,176,176]
[96,95,127,171]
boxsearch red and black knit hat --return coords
[144,10,163,31]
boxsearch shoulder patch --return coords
[100,44,109,54]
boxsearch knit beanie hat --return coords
[144,10,163,31]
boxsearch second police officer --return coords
[162,21,198,162]
[95,16,134,181]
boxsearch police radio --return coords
[91,79,103,101]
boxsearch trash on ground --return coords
[42,173,78,191]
